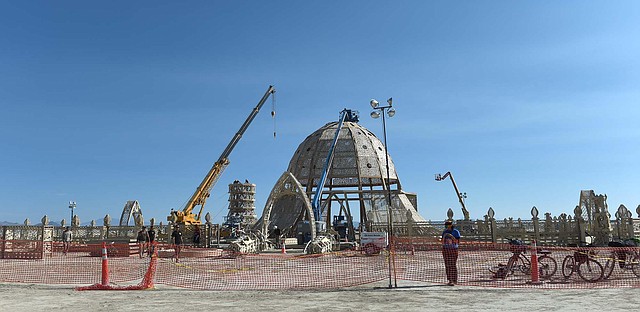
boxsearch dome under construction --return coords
[257,109,426,240]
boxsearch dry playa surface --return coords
[1,280,640,312]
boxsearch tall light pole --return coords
[69,201,76,226]
[370,97,396,288]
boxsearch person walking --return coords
[136,226,149,258]
[442,220,461,286]
[171,225,183,262]
[62,226,72,255]
[147,225,156,257]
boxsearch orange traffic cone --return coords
[529,240,542,285]
[281,242,287,254]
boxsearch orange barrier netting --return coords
[2,239,640,289]
[394,237,640,289]
[0,241,150,286]
[75,242,158,291]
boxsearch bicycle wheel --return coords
[602,251,616,279]
[538,255,557,279]
[518,254,531,274]
[503,254,521,277]
[630,255,640,278]
[578,258,604,282]
[488,265,499,274]
[562,255,575,279]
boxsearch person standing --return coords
[192,224,201,247]
[272,225,282,248]
[171,225,183,262]
[442,220,461,286]
[136,226,149,258]
[62,226,72,255]
[147,225,156,257]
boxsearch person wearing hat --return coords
[442,220,461,286]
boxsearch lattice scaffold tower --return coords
[225,180,258,229]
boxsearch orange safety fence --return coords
[0,240,149,286]
[394,237,640,289]
[2,239,640,289]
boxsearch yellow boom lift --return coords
[168,85,276,224]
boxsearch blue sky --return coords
[1,1,639,225]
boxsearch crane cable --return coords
[271,91,276,139]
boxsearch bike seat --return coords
[537,250,552,255]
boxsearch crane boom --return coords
[435,171,469,219]
[218,86,276,162]
[169,85,276,224]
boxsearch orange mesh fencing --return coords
[153,251,388,290]
[394,237,640,289]
[2,239,640,289]
[0,240,149,286]
[76,245,157,291]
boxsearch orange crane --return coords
[435,171,470,219]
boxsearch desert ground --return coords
[2,280,639,312]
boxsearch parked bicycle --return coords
[602,239,640,279]
[489,238,557,279]
[561,243,604,282]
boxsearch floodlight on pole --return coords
[369,97,396,288]
[370,99,379,108]
[69,201,76,226]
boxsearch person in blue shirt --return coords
[442,220,461,286]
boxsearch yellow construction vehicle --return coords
[168,85,276,225]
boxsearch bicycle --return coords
[532,249,558,279]
[561,243,604,282]
[489,238,557,279]
[602,239,640,279]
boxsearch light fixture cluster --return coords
[370,98,395,118]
